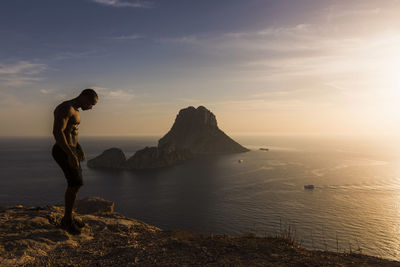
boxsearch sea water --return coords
[0,135,399,260]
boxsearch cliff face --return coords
[1,197,398,266]
[158,106,249,154]
[88,106,248,170]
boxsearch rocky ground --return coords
[1,197,399,266]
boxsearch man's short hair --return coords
[79,88,98,99]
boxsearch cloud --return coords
[152,6,400,124]
[0,61,47,75]
[53,50,101,61]
[40,89,53,94]
[0,61,48,86]
[155,35,200,45]
[155,24,315,50]
[249,88,313,99]
[324,5,382,21]
[203,97,308,113]
[91,86,135,101]
[35,86,136,104]
[110,34,143,40]
[90,0,154,8]
[162,18,400,88]
[56,94,68,101]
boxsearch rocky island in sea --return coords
[1,197,398,266]
[88,106,249,170]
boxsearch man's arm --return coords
[76,142,85,161]
[52,105,79,168]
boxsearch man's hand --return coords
[68,154,80,169]
[80,151,86,161]
[77,143,85,161]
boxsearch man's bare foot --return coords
[60,217,82,235]
[73,216,85,228]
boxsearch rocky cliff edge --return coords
[1,197,398,266]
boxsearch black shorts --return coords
[52,144,83,187]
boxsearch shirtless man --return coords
[52,89,98,235]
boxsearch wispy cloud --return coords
[324,5,382,21]
[40,89,53,94]
[0,61,47,75]
[155,35,200,45]
[151,4,400,127]
[56,94,68,101]
[110,34,143,40]
[53,50,101,61]
[0,61,48,86]
[203,98,307,113]
[160,18,400,89]
[155,24,315,51]
[92,86,135,101]
[90,0,154,8]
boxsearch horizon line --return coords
[0,132,398,138]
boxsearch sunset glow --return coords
[0,0,400,136]
[3,1,400,263]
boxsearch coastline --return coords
[1,197,398,266]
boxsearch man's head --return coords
[78,88,98,110]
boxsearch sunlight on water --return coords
[0,134,400,260]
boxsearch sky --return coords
[1,0,400,137]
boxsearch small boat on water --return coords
[304,185,315,190]
[259,148,269,151]
[238,159,244,163]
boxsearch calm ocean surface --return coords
[1,135,400,260]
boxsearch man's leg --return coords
[63,185,81,221]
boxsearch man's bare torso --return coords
[54,100,80,147]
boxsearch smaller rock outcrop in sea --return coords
[88,106,249,170]
[87,148,126,169]
[125,145,193,170]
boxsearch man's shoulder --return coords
[54,101,74,115]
